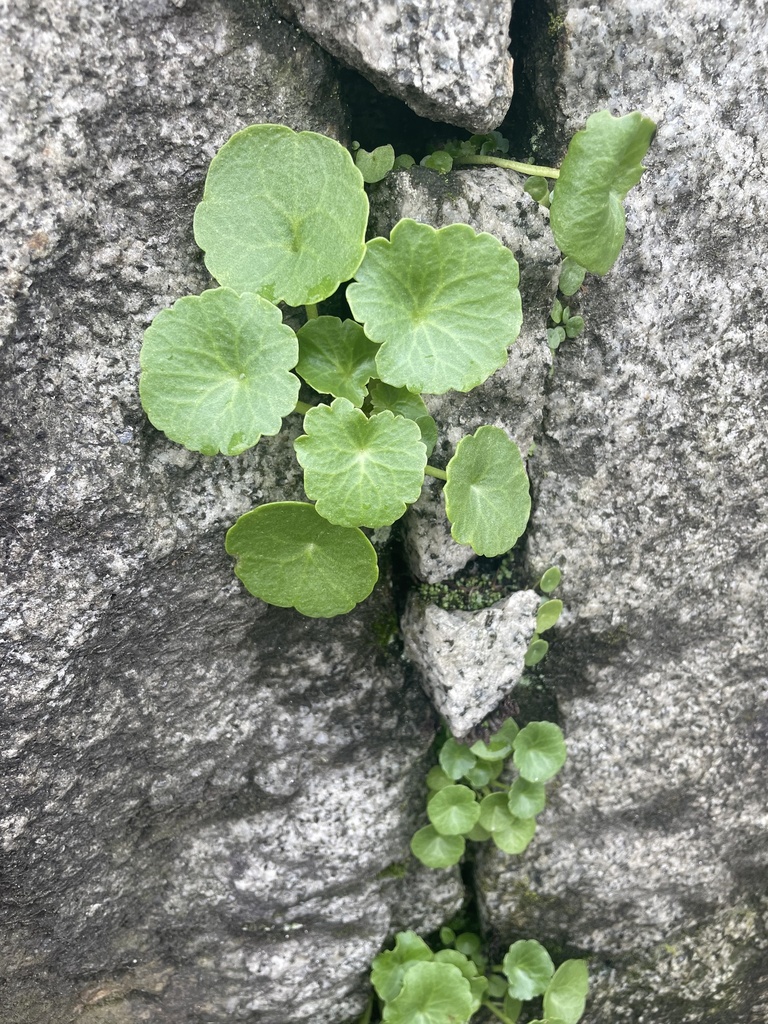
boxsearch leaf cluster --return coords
[368,929,588,1024]
[411,716,567,869]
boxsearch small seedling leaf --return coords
[503,993,523,1022]
[542,960,589,1024]
[565,316,585,338]
[348,219,522,394]
[439,926,456,947]
[194,124,368,305]
[372,931,434,1002]
[524,637,549,665]
[427,766,454,792]
[464,821,492,842]
[139,288,299,456]
[507,778,547,819]
[558,257,586,297]
[420,151,454,174]
[539,566,562,593]
[549,110,656,275]
[296,317,378,407]
[368,380,438,456]
[463,759,503,788]
[513,722,567,782]
[382,961,474,1024]
[427,785,481,836]
[394,153,416,169]
[547,327,567,351]
[294,398,427,528]
[454,933,482,958]
[502,940,555,1000]
[550,298,564,324]
[491,815,536,854]
[355,144,396,183]
[411,826,465,868]
[478,792,515,833]
[225,502,378,618]
[486,974,508,999]
[536,599,563,633]
[439,738,477,780]
[524,175,551,207]
[444,426,531,556]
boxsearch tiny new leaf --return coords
[225,501,378,618]
[549,110,656,275]
[296,317,378,407]
[347,220,522,394]
[294,398,427,528]
[139,288,299,456]
[444,426,531,556]
[193,124,368,305]
[355,143,396,183]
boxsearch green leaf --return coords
[463,759,503,788]
[294,398,427,528]
[478,793,515,833]
[537,599,563,632]
[507,778,546,819]
[372,931,434,1002]
[427,766,454,792]
[382,961,474,1024]
[394,153,416,170]
[355,143,395,183]
[454,933,482,959]
[225,501,378,617]
[444,426,531,556]
[469,728,515,762]
[434,950,487,1011]
[486,974,508,999]
[543,960,589,1024]
[368,381,438,457]
[439,738,477,780]
[547,327,567,352]
[524,175,551,208]
[524,637,549,665]
[140,288,299,457]
[558,257,586,297]
[193,124,368,305]
[411,826,465,868]
[420,151,454,174]
[503,993,523,1022]
[513,722,567,782]
[565,316,585,338]
[549,298,564,324]
[539,566,562,594]
[492,816,536,854]
[549,110,656,275]
[427,785,481,836]
[503,940,555,1000]
[464,821,492,842]
[439,926,456,947]
[347,219,522,394]
[296,317,378,407]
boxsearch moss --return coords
[416,552,525,611]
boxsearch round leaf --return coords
[347,219,522,394]
[524,637,549,666]
[355,144,395,183]
[463,759,503,788]
[225,502,378,618]
[503,940,554,1001]
[382,961,474,1024]
[411,826,465,868]
[368,381,438,457]
[549,110,656,275]
[372,931,434,1002]
[294,398,427,528]
[434,951,487,1012]
[492,816,536,854]
[478,793,515,833]
[140,288,299,456]
[543,960,589,1024]
[427,785,480,837]
[444,426,531,556]
[539,566,562,593]
[194,124,368,305]
[439,738,477,780]
[537,599,563,633]
[558,257,586,297]
[420,151,454,174]
[524,175,551,208]
[465,821,491,842]
[296,317,378,406]
[503,994,523,1023]
[508,778,546,819]
[513,722,567,782]
[427,766,454,792]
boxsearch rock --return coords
[402,591,539,736]
[476,2,768,1021]
[276,0,515,131]
[1,2,465,1021]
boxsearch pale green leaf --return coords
[537,599,563,632]
[225,501,378,617]
[513,722,567,782]
[194,124,368,305]
[478,793,515,833]
[503,940,555,1000]
[296,317,378,406]
[383,961,474,1024]
[372,931,434,1002]
[368,380,438,457]
[543,960,589,1024]
[411,826,465,868]
[355,144,395,183]
[426,766,454,792]
[295,398,427,528]
[427,785,481,836]
[524,637,549,665]
[539,566,562,593]
[139,288,299,456]
[439,738,477,780]
[558,257,586,296]
[347,219,522,394]
[444,426,531,556]
[491,816,536,854]
[507,778,546,819]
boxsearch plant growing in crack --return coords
[139,112,654,618]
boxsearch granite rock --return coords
[275,0,515,131]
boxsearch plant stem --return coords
[424,465,448,481]
[294,400,313,415]
[305,303,319,319]
[356,991,374,1024]
[481,999,517,1024]
[453,154,560,179]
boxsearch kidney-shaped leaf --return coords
[503,940,555,1001]
[444,426,531,556]
[296,316,378,407]
[140,288,299,456]
[427,785,480,836]
[294,398,427,528]
[543,960,589,1024]
[513,722,567,782]
[194,124,369,306]
[347,219,522,394]
[225,502,378,618]
[383,961,474,1024]
[411,826,465,868]
[372,931,434,1003]
[549,110,656,275]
